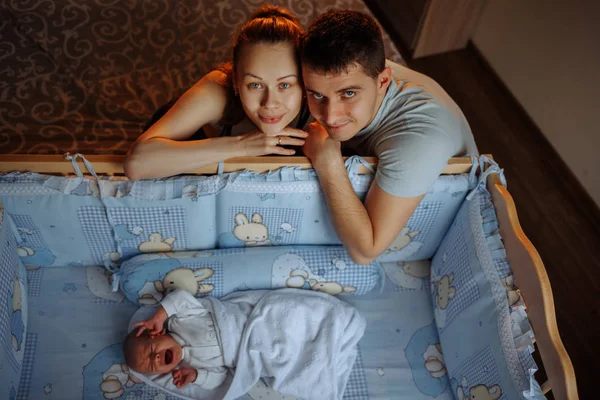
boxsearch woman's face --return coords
[235,41,303,135]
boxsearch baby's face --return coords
[131,333,183,374]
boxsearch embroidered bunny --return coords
[233,213,269,246]
[138,233,176,253]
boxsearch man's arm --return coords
[304,123,424,264]
[313,155,423,264]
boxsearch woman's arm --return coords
[124,71,306,180]
[124,71,238,180]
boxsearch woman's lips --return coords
[259,114,284,124]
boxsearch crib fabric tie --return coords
[345,155,374,178]
[466,155,507,201]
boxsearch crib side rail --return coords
[487,173,578,400]
[0,154,473,176]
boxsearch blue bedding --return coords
[18,264,449,400]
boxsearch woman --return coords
[124,5,309,180]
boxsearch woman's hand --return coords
[236,128,307,156]
[132,306,168,338]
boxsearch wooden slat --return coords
[487,173,578,400]
[0,154,474,176]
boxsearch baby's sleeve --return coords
[160,289,209,318]
[194,366,228,390]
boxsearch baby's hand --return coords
[172,367,198,388]
[132,306,167,338]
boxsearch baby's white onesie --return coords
[160,289,227,389]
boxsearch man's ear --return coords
[377,67,392,93]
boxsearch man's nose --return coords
[324,100,344,125]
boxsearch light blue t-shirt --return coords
[343,60,478,197]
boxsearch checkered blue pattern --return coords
[518,348,537,374]
[25,269,43,297]
[127,176,223,199]
[10,215,44,248]
[77,206,117,265]
[108,206,188,254]
[405,201,443,244]
[479,193,512,280]
[343,345,369,399]
[1,232,21,374]
[435,216,480,332]
[452,346,504,399]
[494,260,512,279]
[16,333,37,400]
[117,388,179,400]
[0,174,40,184]
[291,250,379,295]
[182,261,225,298]
[229,207,303,245]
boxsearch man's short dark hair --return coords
[301,10,385,79]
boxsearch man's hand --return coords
[303,122,342,169]
[172,367,198,388]
[132,306,168,338]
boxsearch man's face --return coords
[302,63,390,141]
[130,333,182,374]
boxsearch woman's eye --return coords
[249,83,262,89]
[343,91,356,98]
[279,82,291,89]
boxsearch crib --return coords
[0,153,577,400]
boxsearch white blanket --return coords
[129,289,366,400]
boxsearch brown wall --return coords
[473,0,600,206]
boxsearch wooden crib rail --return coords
[0,154,474,176]
[487,173,578,400]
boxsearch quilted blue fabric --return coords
[430,183,543,400]
[0,157,472,270]
[117,245,383,305]
[0,210,29,400]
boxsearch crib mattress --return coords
[17,263,450,400]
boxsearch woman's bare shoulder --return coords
[194,69,229,92]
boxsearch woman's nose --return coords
[261,88,280,109]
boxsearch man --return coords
[301,10,477,264]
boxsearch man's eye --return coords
[343,91,356,98]
[311,93,324,100]
[279,82,291,89]
[249,83,262,89]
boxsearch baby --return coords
[124,287,365,399]
[123,289,228,389]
